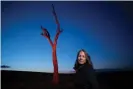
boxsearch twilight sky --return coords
[1,1,133,73]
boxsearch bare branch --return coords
[54,28,63,45]
[52,4,60,28]
[48,38,54,47]
[41,26,51,39]
[52,4,63,45]
[41,26,53,46]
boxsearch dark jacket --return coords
[74,63,99,89]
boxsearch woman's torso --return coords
[74,63,98,89]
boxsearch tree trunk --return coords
[52,44,59,85]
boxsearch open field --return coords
[1,70,133,89]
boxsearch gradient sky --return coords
[1,1,133,73]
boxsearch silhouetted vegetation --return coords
[1,65,10,68]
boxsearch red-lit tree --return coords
[41,4,63,85]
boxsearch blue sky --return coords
[1,1,133,73]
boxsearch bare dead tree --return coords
[41,4,63,85]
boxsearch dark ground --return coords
[1,70,133,89]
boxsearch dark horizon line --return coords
[1,68,133,74]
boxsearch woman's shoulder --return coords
[83,64,96,74]
[84,63,93,70]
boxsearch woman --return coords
[73,49,99,89]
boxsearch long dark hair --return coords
[73,49,93,70]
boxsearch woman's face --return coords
[78,51,86,64]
